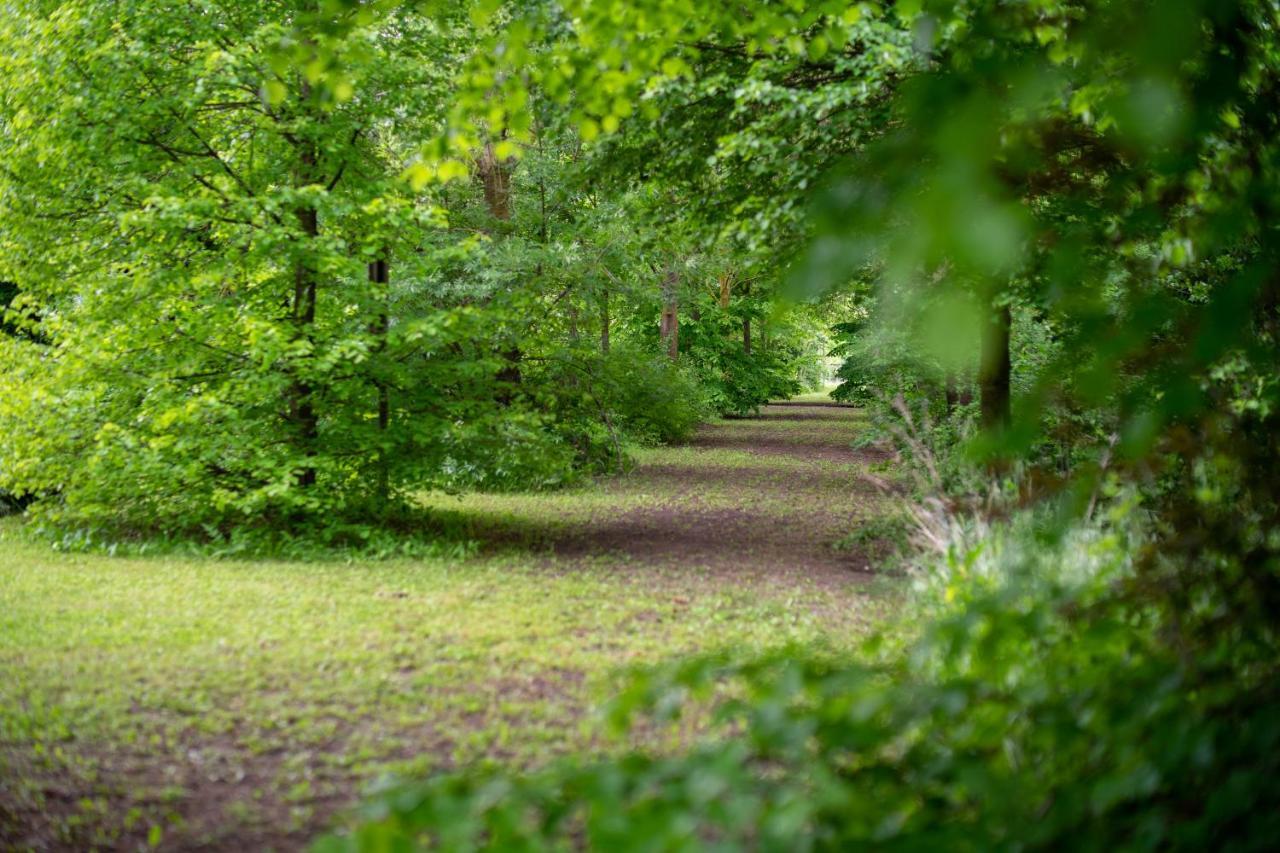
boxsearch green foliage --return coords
[0,0,761,546]
[0,1,476,537]
[829,316,938,407]
[694,347,801,417]
[678,312,808,417]
[595,347,711,446]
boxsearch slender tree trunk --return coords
[660,303,679,359]
[369,258,390,502]
[719,272,732,308]
[290,117,319,489]
[743,316,752,355]
[476,141,513,221]
[980,298,1012,429]
[600,289,610,354]
[660,265,679,360]
[477,138,523,401]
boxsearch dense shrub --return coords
[507,345,712,478]
[677,306,814,416]
[599,348,711,446]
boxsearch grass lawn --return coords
[1,404,900,850]
[785,384,840,404]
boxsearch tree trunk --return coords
[369,258,390,502]
[290,118,319,489]
[477,138,522,400]
[743,316,752,355]
[719,272,732,308]
[600,289,610,354]
[660,303,679,359]
[660,265,679,360]
[980,298,1012,429]
[476,141,513,221]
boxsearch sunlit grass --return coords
[787,384,840,404]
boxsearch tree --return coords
[0,1,529,537]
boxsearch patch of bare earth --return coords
[552,405,897,590]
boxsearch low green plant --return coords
[600,348,711,446]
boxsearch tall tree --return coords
[0,1,494,532]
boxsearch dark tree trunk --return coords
[980,299,1012,429]
[743,316,752,355]
[291,132,319,489]
[369,258,390,502]
[600,289,610,354]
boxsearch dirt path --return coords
[545,403,897,590]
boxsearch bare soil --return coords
[549,404,897,587]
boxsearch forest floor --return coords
[0,401,903,851]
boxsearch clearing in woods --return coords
[0,401,901,850]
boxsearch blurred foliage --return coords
[323,0,1280,847]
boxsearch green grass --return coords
[786,384,839,404]
[0,405,900,850]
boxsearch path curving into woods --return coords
[443,400,903,606]
[546,403,898,589]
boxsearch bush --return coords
[600,347,711,446]
[511,345,711,480]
